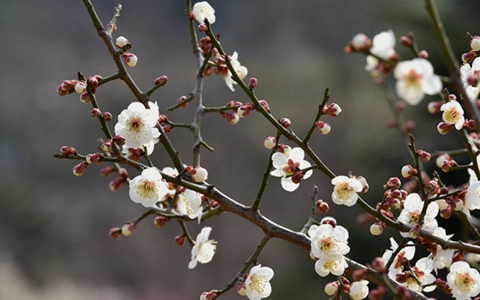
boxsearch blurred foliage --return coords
[1,0,480,299]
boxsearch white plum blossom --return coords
[370,30,396,60]
[393,58,442,105]
[348,280,369,300]
[245,264,274,300]
[315,256,348,277]
[447,261,480,300]
[129,168,169,207]
[428,227,454,272]
[331,176,363,207]
[270,147,312,192]
[460,57,480,102]
[382,237,415,279]
[309,223,350,264]
[189,226,217,269]
[465,180,480,215]
[192,1,215,25]
[441,100,465,130]
[397,193,438,237]
[175,189,203,223]
[224,52,248,92]
[406,257,436,292]
[115,101,160,155]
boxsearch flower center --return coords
[139,179,157,198]
[282,159,300,176]
[249,273,268,294]
[444,108,460,124]
[408,212,420,224]
[454,271,475,292]
[319,237,334,252]
[128,116,144,133]
[405,69,422,86]
[336,182,353,199]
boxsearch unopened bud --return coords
[91,108,101,118]
[428,101,442,114]
[400,36,413,48]
[115,36,130,48]
[258,100,270,113]
[188,166,208,182]
[154,216,169,228]
[249,77,258,90]
[370,222,385,236]
[385,177,401,190]
[109,227,122,239]
[401,165,417,179]
[417,150,431,162]
[80,92,90,104]
[74,82,86,94]
[351,33,371,51]
[103,112,113,121]
[316,199,330,214]
[113,135,126,146]
[100,166,115,177]
[121,223,135,236]
[86,153,102,164]
[154,75,168,86]
[73,161,88,176]
[122,52,138,67]
[471,36,480,51]
[174,234,186,246]
[315,121,331,135]
[264,136,276,149]
[325,103,342,116]
[278,117,291,128]
[419,50,429,59]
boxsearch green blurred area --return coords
[1,0,480,299]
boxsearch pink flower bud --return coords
[277,144,291,156]
[200,291,218,300]
[174,234,186,246]
[258,100,270,113]
[60,79,78,93]
[73,161,88,176]
[325,103,342,116]
[113,135,126,146]
[320,216,336,228]
[86,153,102,164]
[441,159,457,173]
[315,121,331,134]
[278,117,291,128]
[154,75,168,86]
[189,166,208,182]
[103,112,113,121]
[80,92,90,104]
[237,104,254,118]
[74,82,86,94]
[91,108,101,118]
[154,216,169,228]
[471,36,480,51]
[87,76,99,93]
[371,257,386,273]
[401,165,417,179]
[400,36,413,48]
[385,177,401,190]
[370,222,384,236]
[351,33,371,51]
[101,140,113,152]
[437,122,454,135]
[100,166,115,177]
[316,199,329,214]
[264,136,276,149]
[109,178,124,191]
[417,150,431,162]
[462,50,477,64]
[122,52,138,67]
[121,223,135,236]
[115,36,130,48]
[427,101,442,114]
[198,24,208,32]
[109,227,122,239]
[419,50,429,59]
[118,168,129,179]
[249,77,258,90]
[220,111,239,124]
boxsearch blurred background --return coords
[1,0,480,299]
